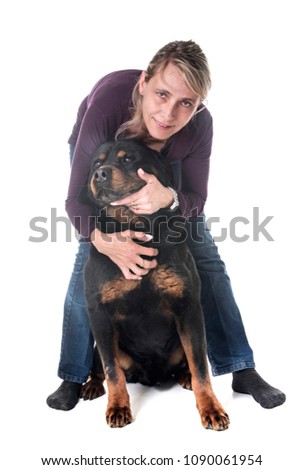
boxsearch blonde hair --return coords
[116,40,211,142]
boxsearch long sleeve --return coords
[167,109,213,218]
[65,70,140,238]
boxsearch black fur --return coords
[80,139,229,430]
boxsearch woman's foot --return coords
[232,368,286,409]
[46,381,82,410]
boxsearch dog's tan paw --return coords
[200,404,230,431]
[106,406,134,428]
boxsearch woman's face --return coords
[139,62,201,142]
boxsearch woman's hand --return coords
[91,228,158,280]
[111,168,174,214]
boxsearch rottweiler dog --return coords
[79,139,229,431]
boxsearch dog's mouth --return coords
[92,181,148,227]
[92,182,145,207]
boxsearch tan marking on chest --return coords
[150,267,184,297]
[101,278,140,303]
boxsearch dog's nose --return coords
[94,168,111,182]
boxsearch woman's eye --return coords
[157,91,166,99]
[181,100,191,108]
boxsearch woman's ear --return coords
[138,71,147,94]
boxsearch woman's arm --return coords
[65,104,118,238]
[172,110,213,218]
[65,71,139,238]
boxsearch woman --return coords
[47,40,285,411]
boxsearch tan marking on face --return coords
[98,152,107,160]
[89,179,97,198]
[150,267,184,297]
[117,150,126,158]
[110,167,140,192]
[108,167,121,186]
[89,166,139,202]
[101,278,140,303]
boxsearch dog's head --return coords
[79,139,172,223]
[79,139,185,243]
[82,139,172,208]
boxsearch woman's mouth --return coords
[153,117,174,130]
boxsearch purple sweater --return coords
[66,69,213,239]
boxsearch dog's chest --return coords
[114,294,181,361]
[101,268,184,356]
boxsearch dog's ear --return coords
[148,153,174,187]
[138,147,174,187]
[159,159,175,187]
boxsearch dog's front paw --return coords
[106,406,134,428]
[81,375,106,401]
[175,370,192,390]
[199,403,230,431]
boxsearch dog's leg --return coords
[174,367,192,391]
[168,345,192,390]
[103,338,134,428]
[89,309,134,428]
[175,303,229,431]
[81,373,106,400]
[81,346,106,400]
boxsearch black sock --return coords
[46,381,82,411]
[232,369,286,409]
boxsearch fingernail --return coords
[145,234,153,241]
[110,202,117,205]
[138,168,144,175]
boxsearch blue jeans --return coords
[58,215,255,383]
[58,241,94,383]
[185,216,254,375]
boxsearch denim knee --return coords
[185,215,227,274]
[64,241,90,309]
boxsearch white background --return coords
[1,1,302,468]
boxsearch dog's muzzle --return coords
[94,167,112,183]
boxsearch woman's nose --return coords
[161,102,176,120]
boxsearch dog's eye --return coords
[94,160,102,169]
[121,156,133,165]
